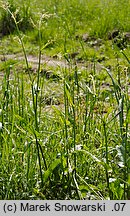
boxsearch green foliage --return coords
[0,0,130,200]
[0,0,34,36]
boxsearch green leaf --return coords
[43,159,61,182]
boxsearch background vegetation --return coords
[0,0,130,199]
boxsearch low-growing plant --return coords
[0,0,34,36]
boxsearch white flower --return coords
[0,122,2,130]
[75,144,82,150]
[33,84,40,94]
[29,100,33,107]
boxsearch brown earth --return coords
[0,53,103,74]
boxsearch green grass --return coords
[0,0,130,200]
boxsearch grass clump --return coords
[1,49,129,199]
[0,0,34,36]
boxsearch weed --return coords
[0,0,34,36]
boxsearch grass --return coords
[0,0,130,200]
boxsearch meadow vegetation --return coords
[0,0,130,199]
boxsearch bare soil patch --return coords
[0,53,103,72]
